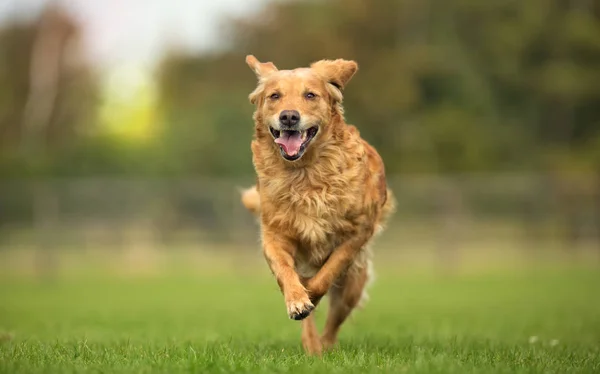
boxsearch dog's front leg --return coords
[304,225,373,304]
[262,229,314,320]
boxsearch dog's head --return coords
[246,55,358,162]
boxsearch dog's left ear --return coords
[310,59,358,91]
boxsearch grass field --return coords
[1,259,599,373]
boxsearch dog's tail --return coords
[240,185,261,216]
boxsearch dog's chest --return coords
[267,177,357,237]
[257,150,366,273]
[262,179,359,276]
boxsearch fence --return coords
[1,174,599,261]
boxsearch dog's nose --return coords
[279,110,300,127]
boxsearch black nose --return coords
[279,110,300,127]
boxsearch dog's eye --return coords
[269,93,280,100]
[305,92,316,100]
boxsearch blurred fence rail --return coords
[1,174,599,258]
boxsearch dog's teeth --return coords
[301,131,307,141]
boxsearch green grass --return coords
[1,266,599,373]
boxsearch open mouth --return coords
[269,126,319,161]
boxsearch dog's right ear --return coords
[246,55,278,105]
[246,55,278,80]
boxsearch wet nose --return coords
[279,110,300,127]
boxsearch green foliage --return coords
[1,0,600,177]
[0,8,99,177]
[155,0,600,176]
[156,53,256,176]
[0,23,35,149]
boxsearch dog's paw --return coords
[303,338,323,356]
[286,298,314,320]
[321,335,338,351]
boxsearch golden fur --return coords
[241,55,395,355]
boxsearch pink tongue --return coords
[275,132,303,156]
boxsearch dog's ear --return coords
[310,59,358,91]
[246,55,278,104]
[246,55,278,79]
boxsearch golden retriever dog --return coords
[240,55,395,355]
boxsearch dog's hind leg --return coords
[321,261,370,350]
[301,313,322,356]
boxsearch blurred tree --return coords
[156,52,256,176]
[0,4,98,176]
[155,0,600,176]
[153,0,600,255]
[1,0,598,179]
[0,23,34,150]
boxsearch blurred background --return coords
[1,0,600,278]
